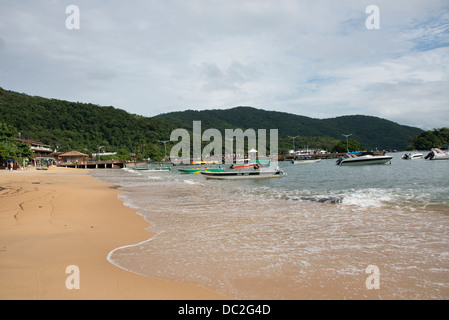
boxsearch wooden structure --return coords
[57,159,125,169]
[58,151,89,164]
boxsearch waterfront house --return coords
[58,151,89,164]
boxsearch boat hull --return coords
[402,153,423,160]
[426,148,449,160]
[338,156,392,166]
[292,159,321,164]
[430,155,449,160]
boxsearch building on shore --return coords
[58,151,89,164]
[14,138,55,167]
[15,138,53,160]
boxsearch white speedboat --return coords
[336,152,393,166]
[425,147,449,160]
[291,156,321,164]
[402,152,423,160]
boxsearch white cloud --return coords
[0,0,448,129]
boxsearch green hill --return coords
[0,88,177,159]
[157,107,423,150]
[0,87,423,158]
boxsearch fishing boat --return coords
[425,147,449,160]
[230,159,271,169]
[145,167,171,171]
[201,168,284,180]
[133,167,150,171]
[336,152,392,166]
[402,152,423,160]
[291,156,321,164]
[178,167,224,174]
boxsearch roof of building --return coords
[15,138,50,147]
[58,151,89,157]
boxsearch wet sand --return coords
[0,167,228,299]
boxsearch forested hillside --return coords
[0,88,177,159]
[0,87,425,160]
[158,107,423,150]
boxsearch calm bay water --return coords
[92,152,449,299]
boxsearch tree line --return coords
[0,121,33,163]
[407,127,449,150]
[0,88,177,161]
[1,88,431,161]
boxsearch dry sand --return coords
[0,167,228,299]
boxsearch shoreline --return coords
[0,167,228,299]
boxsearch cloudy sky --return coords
[0,0,448,129]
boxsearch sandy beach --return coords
[0,167,228,300]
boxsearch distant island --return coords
[2,87,443,163]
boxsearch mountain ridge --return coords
[0,88,423,153]
[157,106,423,150]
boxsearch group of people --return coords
[2,159,55,171]
[6,161,15,171]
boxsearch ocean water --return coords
[91,152,449,299]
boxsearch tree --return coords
[408,128,449,150]
[0,121,17,138]
[0,121,33,160]
[332,139,365,153]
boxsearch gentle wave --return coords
[92,156,449,299]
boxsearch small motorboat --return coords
[201,167,285,180]
[336,152,392,166]
[145,167,171,172]
[230,163,258,169]
[230,159,270,169]
[402,152,423,160]
[425,147,449,160]
[291,156,321,164]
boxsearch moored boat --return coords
[230,159,271,169]
[402,152,423,160]
[201,168,284,180]
[145,167,171,171]
[336,152,392,166]
[425,147,449,160]
[291,156,321,164]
